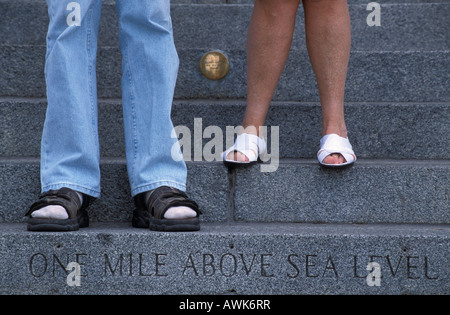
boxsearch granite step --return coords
[0,1,449,101]
[1,46,448,102]
[1,158,448,225]
[1,98,449,160]
[0,221,448,294]
[2,1,448,51]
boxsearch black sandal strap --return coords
[134,186,201,220]
[26,187,88,219]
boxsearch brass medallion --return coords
[199,51,230,80]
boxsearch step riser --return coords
[1,2,448,52]
[234,160,450,224]
[1,100,449,159]
[0,160,229,224]
[1,223,448,294]
[1,160,448,224]
[1,46,448,102]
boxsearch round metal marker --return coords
[199,50,230,80]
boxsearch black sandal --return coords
[132,186,201,231]
[25,187,90,231]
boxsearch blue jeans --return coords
[41,0,186,198]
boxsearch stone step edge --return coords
[2,156,450,165]
[2,43,449,54]
[6,0,450,3]
[0,95,450,107]
[4,96,450,105]
[1,221,449,237]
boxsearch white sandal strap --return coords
[317,134,356,165]
[222,133,267,163]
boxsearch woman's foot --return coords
[317,133,356,167]
[222,133,267,166]
[321,125,348,165]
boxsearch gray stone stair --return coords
[1,1,449,101]
[1,99,449,159]
[0,0,448,295]
[1,158,448,224]
[0,222,448,295]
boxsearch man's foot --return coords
[164,206,197,219]
[30,191,84,220]
[26,188,90,231]
[132,186,201,231]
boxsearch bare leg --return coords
[227,0,352,165]
[303,0,351,164]
[227,0,301,162]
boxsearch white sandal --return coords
[222,133,267,166]
[317,134,356,168]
